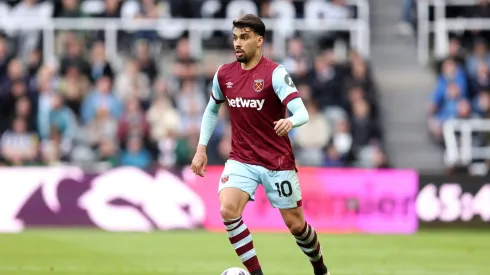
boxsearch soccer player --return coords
[191,14,330,275]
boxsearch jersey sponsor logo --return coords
[226,97,265,111]
[253,79,264,92]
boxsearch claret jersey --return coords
[210,56,300,171]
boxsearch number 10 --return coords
[275,181,293,197]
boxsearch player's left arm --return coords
[272,65,309,135]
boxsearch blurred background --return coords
[0,1,488,274]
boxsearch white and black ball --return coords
[221,267,250,275]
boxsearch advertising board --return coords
[0,166,419,234]
[417,174,490,228]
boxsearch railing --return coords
[443,119,490,166]
[417,0,483,66]
[0,0,370,63]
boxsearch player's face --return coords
[232,27,263,63]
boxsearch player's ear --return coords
[257,35,264,47]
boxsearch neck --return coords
[241,51,263,70]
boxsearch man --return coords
[191,14,330,275]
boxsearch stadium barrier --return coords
[0,166,418,234]
[417,174,490,228]
[417,0,483,66]
[442,119,490,168]
[0,12,370,64]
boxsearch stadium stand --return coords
[0,0,387,172]
[417,0,490,174]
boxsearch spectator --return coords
[57,65,91,115]
[89,41,114,83]
[466,39,490,79]
[293,100,331,166]
[0,58,29,96]
[98,138,119,168]
[350,98,382,153]
[147,94,180,143]
[175,79,206,137]
[134,39,158,83]
[117,98,149,144]
[1,80,29,132]
[96,0,122,18]
[59,34,90,78]
[456,99,479,119]
[54,0,85,18]
[331,118,353,160]
[115,58,151,103]
[282,37,310,84]
[435,37,466,75]
[0,117,38,166]
[172,37,199,83]
[83,108,118,149]
[308,51,344,108]
[48,93,78,142]
[12,96,36,132]
[120,135,152,169]
[324,145,346,167]
[345,57,378,105]
[429,83,464,143]
[132,0,162,41]
[40,136,61,166]
[9,0,46,57]
[470,62,490,98]
[81,76,123,124]
[473,90,490,117]
[432,58,468,108]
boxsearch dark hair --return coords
[232,14,266,38]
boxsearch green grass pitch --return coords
[0,229,488,275]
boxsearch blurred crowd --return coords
[428,1,490,169]
[0,0,387,171]
[400,0,490,36]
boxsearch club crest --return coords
[221,175,229,184]
[253,79,264,92]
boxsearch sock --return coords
[223,217,263,275]
[293,222,328,275]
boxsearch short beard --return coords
[236,55,248,63]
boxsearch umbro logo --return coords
[226,82,233,88]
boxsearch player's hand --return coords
[274,119,293,136]
[191,145,208,177]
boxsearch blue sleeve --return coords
[431,77,446,105]
[198,98,222,146]
[210,65,225,103]
[272,65,300,105]
[286,98,309,128]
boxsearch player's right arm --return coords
[191,67,225,177]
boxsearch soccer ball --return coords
[221,267,250,275]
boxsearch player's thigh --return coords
[260,169,302,209]
[218,160,261,219]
